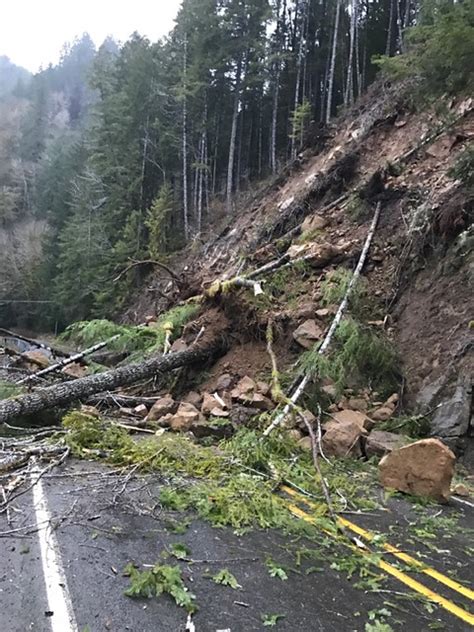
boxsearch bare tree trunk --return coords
[344,0,358,106]
[270,0,286,174]
[0,339,226,425]
[326,0,341,125]
[386,0,394,56]
[291,0,305,160]
[226,56,243,214]
[182,34,189,240]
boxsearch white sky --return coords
[1,0,182,72]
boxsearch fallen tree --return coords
[0,337,226,424]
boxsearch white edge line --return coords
[31,472,78,632]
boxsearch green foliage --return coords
[373,1,474,96]
[378,414,430,438]
[346,193,371,222]
[449,144,474,193]
[146,183,175,258]
[290,99,312,143]
[212,568,241,589]
[299,318,399,396]
[124,562,197,612]
[62,303,199,357]
[265,558,288,580]
[261,613,286,627]
[169,543,191,560]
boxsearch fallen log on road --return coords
[0,337,226,425]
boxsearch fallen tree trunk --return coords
[0,339,225,425]
[17,334,122,385]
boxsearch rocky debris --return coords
[322,383,338,399]
[293,319,324,349]
[369,393,399,422]
[191,418,234,439]
[146,394,177,422]
[170,339,187,353]
[322,417,368,457]
[230,376,274,410]
[430,375,472,442]
[301,214,329,233]
[230,405,261,425]
[379,438,456,502]
[315,308,331,318]
[329,409,372,431]
[286,241,341,267]
[201,392,229,417]
[451,482,470,497]
[168,402,204,432]
[365,430,411,458]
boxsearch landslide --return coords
[125,82,473,457]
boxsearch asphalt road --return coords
[0,460,472,632]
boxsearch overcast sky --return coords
[1,0,182,72]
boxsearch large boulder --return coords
[301,214,329,233]
[329,409,372,431]
[378,438,456,502]
[293,319,324,349]
[22,350,50,369]
[365,430,411,458]
[430,376,471,441]
[146,394,177,422]
[321,418,368,457]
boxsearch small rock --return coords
[287,428,304,442]
[451,483,470,497]
[169,402,204,432]
[301,214,329,233]
[229,405,261,425]
[256,381,271,396]
[328,409,372,431]
[370,406,394,422]
[293,319,324,349]
[347,398,368,413]
[298,436,313,451]
[182,391,203,408]
[209,407,230,418]
[322,383,338,399]
[379,438,456,502]
[80,405,100,417]
[315,308,331,318]
[384,393,399,410]
[250,392,274,411]
[147,394,177,421]
[216,373,234,391]
[321,418,367,457]
[231,376,257,400]
[201,392,219,415]
[62,362,88,378]
[133,404,148,418]
[170,339,187,353]
[365,430,411,458]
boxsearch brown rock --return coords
[287,242,340,268]
[293,319,324,349]
[298,436,313,451]
[201,392,219,415]
[250,392,274,411]
[315,308,331,318]
[256,381,271,396]
[302,214,329,233]
[329,409,372,431]
[451,483,470,497]
[379,438,456,502]
[182,391,203,408]
[216,373,234,391]
[22,350,50,368]
[365,430,410,458]
[322,383,337,399]
[133,404,149,418]
[62,362,88,378]
[170,339,187,353]
[146,394,177,421]
[347,398,368,413]
[384,393,399,410]
[370,406,394,422]
[231,376,257,400]
[321,419,367,457]
[169,402,204,432]
[209,407,230,418]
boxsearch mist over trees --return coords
[0,0,471,329]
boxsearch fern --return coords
[124,563,197,612]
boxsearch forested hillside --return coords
[0,0,472,329]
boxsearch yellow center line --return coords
[286,502,474,627]
[281,484,474,602]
